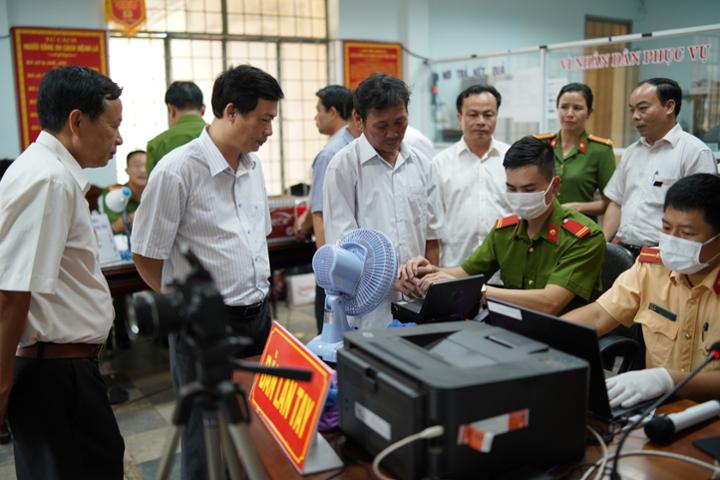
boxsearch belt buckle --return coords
[244,302,262,318]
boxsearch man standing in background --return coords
[294,85,356,333]
[432,84,511,267]
[323,73,445,329]
[146,80,206,175]
[103,149,147,234]
[602,78,716,255]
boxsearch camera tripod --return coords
[154,336,312,480]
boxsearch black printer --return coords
[337,321,588,479]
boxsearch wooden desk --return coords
[101,240,316,297]
[102,262,148,297]
[580,400,720,479]
[233,364,720,479]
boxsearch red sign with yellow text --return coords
[250,322,332,473]
[11,27,108,150]
[343,40,403,89]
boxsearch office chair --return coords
[598,243,645,373]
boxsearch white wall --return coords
[0,0,118,186]
[1,0,717,183]
[337,0,720,139]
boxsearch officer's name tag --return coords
[648,303,676,321]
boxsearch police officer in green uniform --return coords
[146,81,206,175]
[102,149,146,234]
[535,83,615,222]
[399,136,606,315]
[101,150,148,350]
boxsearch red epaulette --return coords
[588,134,614,147]
[533,133,555,141]
[638,246,662,264]
[560,217,590,239]
[494,214,521,230]
[533,132,558,149]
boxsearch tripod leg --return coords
[226,423,268,480]
[218,411,245,480]
[155,425,182,480]
[203,411,225,480]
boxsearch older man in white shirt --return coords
[0,66,124,480]
[323,73,445,329]
[433,85,511,267]
[132,65,283,480]
[603,77,717,255]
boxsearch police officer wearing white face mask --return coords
[565,173,720,408]
[400,136,606,316]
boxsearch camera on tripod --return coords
[127,246,313,480]
[131,248,237,347]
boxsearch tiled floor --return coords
[0,301,318,480]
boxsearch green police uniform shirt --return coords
[461,200,606,312]
[102,184,140,223]
[535,131,616,214]
[146,114,206,175]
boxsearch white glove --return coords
[606,368,674,408]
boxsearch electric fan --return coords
[307,228,398,362]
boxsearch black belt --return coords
[226,299,266,319]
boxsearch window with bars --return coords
[109,0,328,195]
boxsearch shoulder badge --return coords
[495,214,521,230]
[638,246,662,264]
[560,217,590,239]
[533,133,557,148]
[588,134,614,147]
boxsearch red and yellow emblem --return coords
[495,214,521,230]
[105,0,146,36]
[638,247,662,264]
[561,218,590,239]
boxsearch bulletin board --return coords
[343,40,403,89]
[11,27,108,149]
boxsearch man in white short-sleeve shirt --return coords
[323,73,445,329]
[432,84,511,267]
[603,78,717,253]
[0,66,125,480]
[131,65,283,480]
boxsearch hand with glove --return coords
[606,368,674,408]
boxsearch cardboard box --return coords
[286,272,316,306]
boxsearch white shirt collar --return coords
[199,127,256,177]
[35,131,90,193]
[458,136,500,161]
[641,122,682,148]
[358,134,412,167]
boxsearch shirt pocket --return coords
[647,175,678,208]
[635,308,680,368]
[406,184,427,227]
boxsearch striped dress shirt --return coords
[132,128,272,306]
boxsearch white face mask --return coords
[506,180,554,220]
[659,232,720,274]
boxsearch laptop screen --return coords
[485,299,612,419]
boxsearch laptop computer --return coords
[484,299,654,421]
[391,274,485,324]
